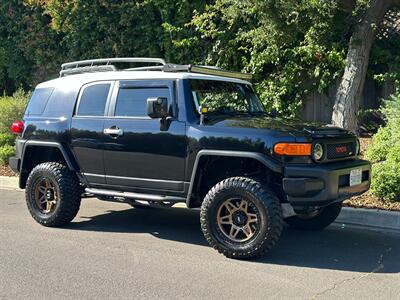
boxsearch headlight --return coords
[313,143,324,161]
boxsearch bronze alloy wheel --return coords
[34,177,59,214]
[217,198,260,243]
[26,162,82,227]
[201,177,283,259]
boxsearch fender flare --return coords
[185,150,282,207]
[21,140,78,172]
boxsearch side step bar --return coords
[85,188,186,203]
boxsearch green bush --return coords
[0,133,15,147]
[365,94,400,163]
[366,94,400,201]
[370,161,400,202]
[0,89,29,166]
[0,144,15,166]
[0,89,30,134]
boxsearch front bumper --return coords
[283,159,371,206]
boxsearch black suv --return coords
[9,58,371,259]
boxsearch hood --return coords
[206,115,353,138]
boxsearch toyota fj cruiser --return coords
[9,58,371,259]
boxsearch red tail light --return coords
[11,121,24,134]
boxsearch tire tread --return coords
[200,177,283,259]
[25,162,81,227]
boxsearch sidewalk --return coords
[1,175,399,232]
[0,176,19,190]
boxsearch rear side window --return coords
[25,88,54,115]
[115,88,169,117]
[76,83,110,116]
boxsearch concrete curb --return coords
[336,207,400,232]
[1,175,399,232]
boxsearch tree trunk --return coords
[331,0,395,132]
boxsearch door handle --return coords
[104,127,123,137]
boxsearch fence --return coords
[300,77,395,123]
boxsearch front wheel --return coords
[285,202,342,231]
[200,177,283,259]
[25,162,82,227]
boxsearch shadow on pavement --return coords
[66,205,400,274]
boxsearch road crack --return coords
[309,247,392,300]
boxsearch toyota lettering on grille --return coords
[336,146,348,153]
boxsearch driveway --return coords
[0,189,399,299]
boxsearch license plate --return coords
[350,168,362,186]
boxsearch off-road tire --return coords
[200,177,283,259]
[285,202,342,231]
[26,162,81,227]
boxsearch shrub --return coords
[0,89,30,134]
[370,161,400,202]
[0,133,15,147]
[364,126,393,162]
[0,144,15,165]
[0,89,29,166]
[365,94,400,163]
[366,93,400,201]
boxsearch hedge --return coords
[0,89,29,165]
[365,93,400,201]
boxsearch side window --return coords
[25,87,54,115]
[76,83,110,116]
[115,88,170,117]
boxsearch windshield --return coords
[189,79,265,115]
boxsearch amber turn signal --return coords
[273,143,312,156]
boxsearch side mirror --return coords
[147,97,169,119]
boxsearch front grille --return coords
[326,142,356,159]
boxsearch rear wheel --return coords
[285,202,342,231]
[25,162,82,227]
[200,177,283,259]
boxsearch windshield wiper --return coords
[249,110,277,118]
[241,111,265,117]
[210,108,238,116]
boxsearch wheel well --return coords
[188,156,284,208]
[20,146,69,188]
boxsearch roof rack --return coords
[162,64,252,81]
[60,57,166,77]
[59,57,252,81]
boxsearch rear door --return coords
[70,81,114,184]
[103,80,186,192]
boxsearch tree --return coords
[35,0,205,63]
[0,1,59,94]
[167,0,351,113]
[332,0,400,132]
[2,0,399,127]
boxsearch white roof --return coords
[37,70,251,88]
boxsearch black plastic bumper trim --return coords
[8,157,20,173]
[283,178,324,197]
[283,159,371,206]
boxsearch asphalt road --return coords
[0,189,399,300]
